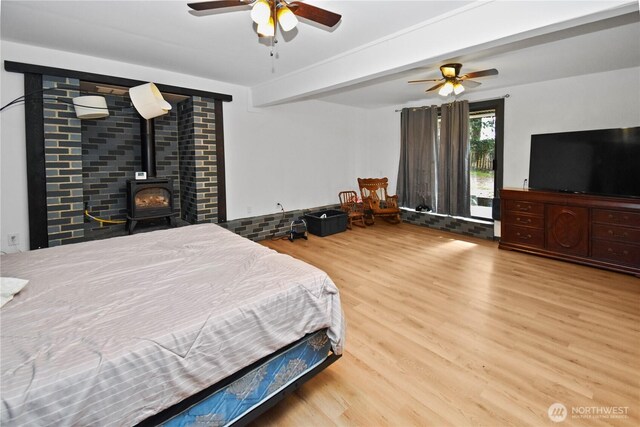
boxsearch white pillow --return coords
[1,277,29,308]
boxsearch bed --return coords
[0,223,345,426]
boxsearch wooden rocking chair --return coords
[338,191,366,229]
[357,177,401,225]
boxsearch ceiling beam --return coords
[250,0,637,107]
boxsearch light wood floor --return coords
[255,221,639,427]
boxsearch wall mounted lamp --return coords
[1,88,110,119]
[129,83,171,120]
[72,96,110,119]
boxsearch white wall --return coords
[362,67,640,199]
[0,40,365,252]
[362,67,640,235]
[493,67,640,189]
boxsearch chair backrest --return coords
[358,178,390,209]
[338,191,359,212]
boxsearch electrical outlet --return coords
[7,233,19,246]
[247,206,252,214]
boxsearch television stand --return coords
[499,188,640,276]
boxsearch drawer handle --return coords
[607,248,629,256]
[607,214,629,222]
[516,217,532,224]
[516,204,530,211]
[607,230,629,238]
[516,232,532,240]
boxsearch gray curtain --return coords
[438,100,470,217]
[396,106,438,210]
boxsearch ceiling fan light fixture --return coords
[438,80,454,96]
[453,81,465,95]
[257,15,275,37]
[251,0,271,25]
[277,4,298,32]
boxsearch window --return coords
[398,98,504,221]
[469,110,496,219]
[435,100,504,220]
[469,100,504,220]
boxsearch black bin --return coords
[304,209,348,237]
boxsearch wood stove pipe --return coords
[140,118,157,178]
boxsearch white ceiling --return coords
[2,1,639,108]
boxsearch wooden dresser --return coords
[499,188,640,276]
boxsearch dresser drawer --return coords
[592,240,640,267]
[592,209,640,227]
[592,224,640,245]
[503,211,544,229]
[504,200,544,215]
[502,225,544,249]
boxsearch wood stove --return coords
[126,178,177,234]
[125,118,177,234]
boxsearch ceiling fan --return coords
[409,63,498,96]
[187,1,342,38]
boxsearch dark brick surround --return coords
[43,76,84,247]
[81,96,181,237]
[220,204,341,241]
[40,80,220,245]
[401,209,494,240]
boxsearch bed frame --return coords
[136,332,341,426]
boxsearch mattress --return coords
[161,329,332,427]
[0,224,345,426]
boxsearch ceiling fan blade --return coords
[188,1,248,11]
[461,80,482,88]
[462,68,498,79]
[289,2,342,27]
[408,78,441,84]
[426,82,445,92]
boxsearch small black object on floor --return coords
[289,218,308,242]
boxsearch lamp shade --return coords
[277,4,298,32]
[251,0,271,25]
[72,96,109,119]
[257,16,275,37]
[129,83,172,120]
[453,81,465,95]
[438,81,454,96]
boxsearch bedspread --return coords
[0,224,344,426]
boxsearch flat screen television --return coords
[528,126,640,199]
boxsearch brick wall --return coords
[40,85,219,245]
[192,97,218,223]
[81,97,180,236]
[400,209,494,240]
[82,95,140,233]
[154,106,181,212]
[177,96,218,224]
[177,98,197,224]
[43,76,84,246]
[221,204,340,241]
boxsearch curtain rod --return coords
[394,94,510,112]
